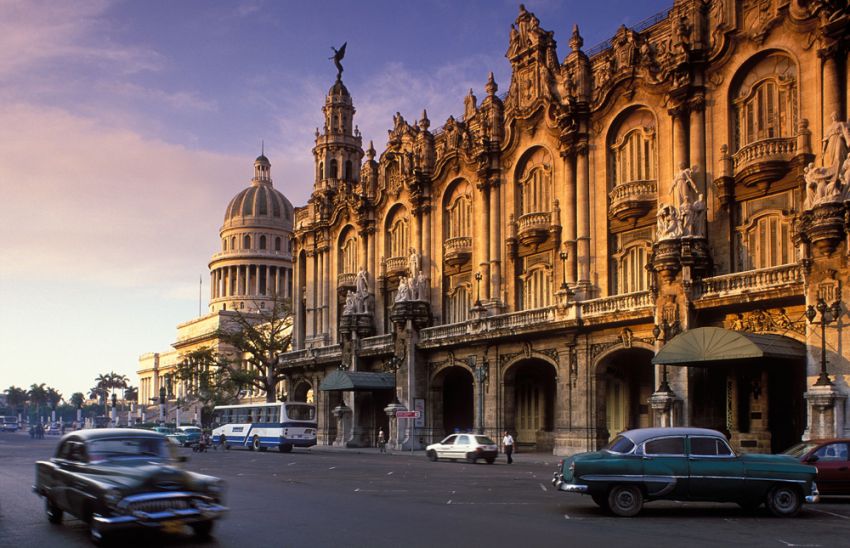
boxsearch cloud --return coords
[0,101,245,293]
[98,82,218,112]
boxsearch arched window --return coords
[222,239,227,251]
[444,285,470,324]
[319,162,324,180]
[340,232,358,274]
[616,243,650,294]
[259,235,267,250]
[737,211,794,270]
[521,266,551,310]
[612,129,655,185]
[516,148,553,216]
[243,235,251,249]
[345,160,352,180]
[275,237,281,252]
[731,53,797,151]
[231,236,236,250]
[330,159,338,179]
[447,194,472,239]
[390,218,408,258]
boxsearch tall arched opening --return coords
[431,366,474,438]
[504,359,557,452]
[595,347,655,447]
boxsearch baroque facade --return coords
[287,0,850,455]
[137,155,295,416]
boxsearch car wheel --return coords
[192,519,215,538]
[485,457,495,464]
[426,449,437,462]
[466,452,478,464]
[608,485,643,517]
[591,493,609,510]
[279,443,293,453]
[251,435,261,451]
[766,484,801,517]
[45,497,63,524]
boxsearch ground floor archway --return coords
[430,366,474,438]
[595,348,655,446]
[504,359,557,451]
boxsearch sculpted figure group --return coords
[394,248,429,303]
[804,112,850,210]
[342,267,372,316]
[658,163,706,241]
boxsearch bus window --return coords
[286,404,316,421]
[271,406,280,423]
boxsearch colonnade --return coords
[210,264,292,302]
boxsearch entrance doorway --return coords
[437,367,473,437]
[597,348,654,444]
[505,359,556,451]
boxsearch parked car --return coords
[783,439,850,496]
[167,426,202,448]
[552,427,819,517]
[425,433,498,464]
[33,428,227,544]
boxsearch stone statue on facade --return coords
[414,270,428,302]
[656,203,682,241]
[354,267,371,314]
[342,290,356,315]
[804,161,841,210]
[408,247,420,277]
[670,163,699,211]
[395,276,411,302]
[822,112,849,178]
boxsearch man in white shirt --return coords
[502,431,514,464]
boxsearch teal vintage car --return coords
[552,427,819,517]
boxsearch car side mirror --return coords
[176,455,188,463]
[805,455,819,463]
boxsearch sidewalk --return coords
[306,444,561,465]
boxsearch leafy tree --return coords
[217,297,293,403]
[123,386,138,402]
[173,347,240,425]
[45,387,63,410]
[28,383,48,418]
[70,392,85,409]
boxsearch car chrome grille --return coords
[129,498,192,513]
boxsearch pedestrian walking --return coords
[377,427,386,453]
[502,431,514,464]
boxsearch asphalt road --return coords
[2,431,850,547]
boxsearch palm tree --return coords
[110,372,129,396]
[45,387,63,410]
[28,383,47,421]
[123,386,138,402]
[4,386,28,414]
[69,392,85,409]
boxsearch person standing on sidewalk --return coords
[377,428,386,453]
[502,431,514,464]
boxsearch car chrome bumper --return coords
[93,501,227,533]
[806,483,820,504]
[552,473,588,493]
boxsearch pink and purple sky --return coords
[0,0,670,400]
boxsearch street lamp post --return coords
[159,386,166,425]
[559,249,569,291]
[110,393,117,426]
[470,356,488,435]
[806,298,841,387]
[652,322,672,393]
[474,271,482,307]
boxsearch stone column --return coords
[478,181,491,300]
[671,106,689,176]
[489,181,500,303]
[805,385,847,440]
[422,205,432,301]
[236,265,243,296]
[563,153,577,285]
[324,248,332,337]
[821,49,843,126]
[689,98,706,189]
[575,144,590,289]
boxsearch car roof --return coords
[60,428,166,442]
[620,427,726,445]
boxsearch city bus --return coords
[0,416,19,432]
[211,402,317,453]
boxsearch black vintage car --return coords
[33,428,227,544]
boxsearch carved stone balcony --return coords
[732,137,797,189]
[337,272,356,295]
[696,264,804,302]
[385,256,407,277]
[444,236,472,266]
[608,179,657,223]
[517,211,551,247]
[579,291,654,318]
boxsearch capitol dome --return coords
[223,155,294,228]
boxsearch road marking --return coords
[539,483,547,492]
[447,500,452,504]
[287,462,296,466]
[564,514,570,520]
[328,466,336,470]
[355,488,360,492]
[807,508,850,520]
[387,471,394,475]
[777,540,821,547]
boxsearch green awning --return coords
[652,327,806,366]
[319,370,396,391]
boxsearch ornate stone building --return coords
[284,0,850,455]
[137,154,295,416]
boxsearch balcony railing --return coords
[385,256,407,276]
[608,179,657,222]
[420,306,556,342]
[733,137,797,171]
[337,272,356,288]
[360,334,392,350]
[444,236,472,266]
[698,264,803,298]
[313,345,341,360]
[580,291,654,317]
[517,211,551,246]
[280,349,311,364]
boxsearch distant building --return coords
[287,1,850,454]
[137,155,295,419]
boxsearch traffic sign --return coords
[395,411,420,419]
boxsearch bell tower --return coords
[313,76,364,194]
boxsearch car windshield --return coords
[604,435,636,454]
[782,442,820,458]
[88,437,170,462]
[180,427,201,433]
[475,436,496,445]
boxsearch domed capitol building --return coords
[139,0,850,455]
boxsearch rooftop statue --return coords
[329,42,347,80]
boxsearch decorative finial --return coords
[420,109,430,130]
[485,72,497,95]
[329,42,347,80]
[570,24,583,51]
[261,139,264,156]
[367,140,376,160]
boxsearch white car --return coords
[425,433,499,464]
